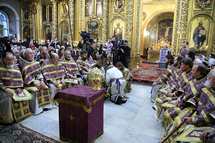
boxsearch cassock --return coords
[168,87,215,142]
[164,76,207,125]
[106,66,126,104]
[41,59,66,105]
[18,57,51,114]
[76,57,92,84]
[150,65,177,103]
[60,56,81,86]
[120,67,133,94]
[0,60,31,123]
[155,69,192,123]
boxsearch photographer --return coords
[78,31,91,51]
[98,43,107,59]
[119,40,131,68]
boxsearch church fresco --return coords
[158,19,173,42]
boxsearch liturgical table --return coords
[54,85,108,143]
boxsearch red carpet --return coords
[131,63,163,83]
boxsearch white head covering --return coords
[194,58,203,64]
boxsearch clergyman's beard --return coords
[82,57,87,61]
[6,65,13,69]
[53,61,59,65]
[65,58,70,61]
[204,79,212,88]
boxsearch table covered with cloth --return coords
[54,85,108,143]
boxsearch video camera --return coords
[79,31,92,44]
[119,39,125,49]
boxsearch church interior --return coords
[1,0,215,142]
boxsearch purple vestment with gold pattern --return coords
[61,57,80,76]
[0,60,31,123]
[156,65,177,84]
[76,57,91,73]
[164,76,207,125]
[18,57,51,108]
[42,59,66,82]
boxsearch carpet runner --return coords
[131,63,163,84]
[0,123,60,143]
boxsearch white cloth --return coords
[150,83,165,103]
[106,66,126,103]
[209,58,215,66]
[106,67,124,86]
[28,91,43,115]
[0,90,13,123]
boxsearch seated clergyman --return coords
[19,48,52,115]
[0,52,31,124]
[42,53,66,107]
[106,61,127,104]
[76,50,91,85]
[61,50,82,87]
[116,62,133,95]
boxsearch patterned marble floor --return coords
[15,84,165,143]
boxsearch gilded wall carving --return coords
[125,0,134,47]
[52,1,57,39]
[143,0,174,5]
[173,0,180,55]
[79,0,83,34]
[177,0,188,54]
[193,10,212,16]
[195,0,212,9]
[102,0,108,44]
[212,34,215,54]
[135,0,141,51]
[113,0,125,13]
[162,4,174,9]
[68,0,75,43]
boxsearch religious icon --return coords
[193,21,206,49]
[158,19,173,42]
[46,27,52,41]
[114,23,123,42]
[115,0,123,9]
[88,21,99,41]
[23,26,30,39]
[63,4,68,14]
[61,21,70,44]
[96,0,103,16]
[85,0,92,17]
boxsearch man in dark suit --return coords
[119,40,131,68]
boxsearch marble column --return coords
[15,19,20,41]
